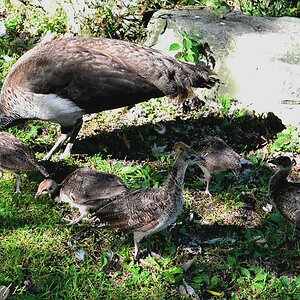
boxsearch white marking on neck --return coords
[8,88,84,127]
[38,93,84,127]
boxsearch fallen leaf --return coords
[206,289,224,297]
[182,258,195,272]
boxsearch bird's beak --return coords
[35,191,41,199]
[197,156,206,163]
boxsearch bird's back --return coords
[0,37,217,127]
[95,188,170,231]
[270,179,300,228]
[61,167,128,205]
[0,131,47,175]
[196,136,241,173]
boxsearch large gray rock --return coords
[0,21,6,37]
[146,9,300,126]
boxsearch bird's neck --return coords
[0,87,27,128]
[163,161,188,198]
[52,185,61,200]
[269,167,290,192]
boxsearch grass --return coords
[0,100,300,299]
[0,2,299,298]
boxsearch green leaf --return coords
[100,254,108,268]
[175,52,183,59]
[241,268,251,278]
[190,34,202,42]
[184,49,196,63]
[253,282,265,289]
[169,43,181,51]
[254,273,267,282]
[236,278,245,285]
[280,276,291,288]
[210,275,220,287]
[183,38,193,50]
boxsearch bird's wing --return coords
[95,188,162,230]
[287,183,300,208]
[275,183,300,228]
[0,133,37,171]
[10,37,216,113]
[61,168,127,205]
[15,38,164,110]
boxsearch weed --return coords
[169,31,216,68]
[270,126,300,154]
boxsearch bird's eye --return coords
[190,155,197,160]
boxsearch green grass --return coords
[1,2,300,297]
[1,105,300,299]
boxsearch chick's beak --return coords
[197,156,206,163]
[35,191,41,199]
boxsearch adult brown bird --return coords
[35,167,128,225]
[269,156,300,230]
[0,131,49,193]
[0,37,217,160]
[94,142,205,259]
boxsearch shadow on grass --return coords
[26,110,285,161]
[73,111,285,160]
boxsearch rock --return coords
[0,21,6,37]
[145,9,300,126]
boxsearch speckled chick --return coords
[269,156,300,229]
[0,131,49,193]
[94,142,205,259]
[175,137,241,196]
[35,167,128,225]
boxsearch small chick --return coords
[95,142,205,259]
[175,137,242,196]
[35,167,128,225]
[269,156,300,229]
[0,131,49,193]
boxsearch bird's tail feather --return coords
[183,63,219,89]
[168,62,219,100]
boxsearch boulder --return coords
[0,21,6,37]
[145,9,300,126]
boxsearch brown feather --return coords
[0,131,49,192]
[0,37,217,159]
[269,156,300,229]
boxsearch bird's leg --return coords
[60,118,83,160]
[146,236,152,257]
[66,214,85,226]
[15,173,21,193]
[65,206,88,225]
[133,233,144,261]
[43,133,70,160]
[204,176,212,198]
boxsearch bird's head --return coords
[268,156,294,172]
[35,179,59,198]
[173,141,205,166]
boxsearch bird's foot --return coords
[196,176,206,183]
[203,190,213,198]
[64,216,84,226]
